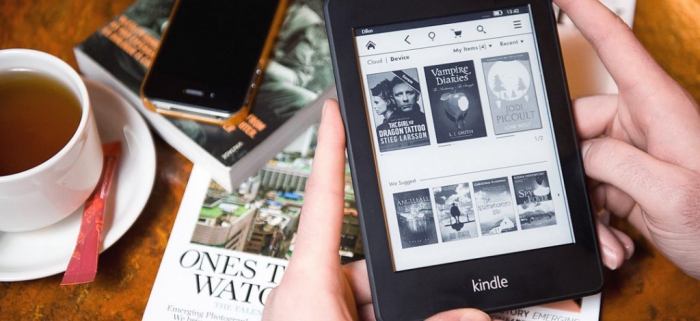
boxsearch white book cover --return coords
[143,165,288,320]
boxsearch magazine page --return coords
[491,293,602,321]
[144,145,363,319]
[142,165,279,320]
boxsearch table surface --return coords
[1,0,699,319]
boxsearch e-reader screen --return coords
[353,6,576,271]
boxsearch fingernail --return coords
[602,245,619,270]
[597,210,610,225]
[580,140,592,159]
[321,100,329,120]
[460,310,491,321]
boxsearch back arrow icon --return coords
[405,35,411,44]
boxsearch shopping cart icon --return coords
[451,29,462,37]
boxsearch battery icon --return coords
[493,10,503,16]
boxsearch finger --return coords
[557,0,700,174]
[596,195,653,247]
[342,260,373,305]
[581,137,700,235]
[571,95,618,140]
[553,0,673,94]
[425,309,492,321]
[596,221,626,270]
[290,100,347,268]
[609,225,635,260]
[358,304,377,321]
[596,221,634,270]
[591,182,637,220]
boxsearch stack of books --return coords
[75,0,336,192]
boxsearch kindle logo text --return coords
[472,276,509,292]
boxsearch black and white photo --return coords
[432,183,479,242]
[366,69,431,152]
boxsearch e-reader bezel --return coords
[324,0,604,319]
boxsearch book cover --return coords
[144,156,363,319]
[143,165,283,320]
[366,69,430,152]
[424,60,487,143]
[472,177,518,236]
[393,188,438,248]
[512,171,557,230]
[432,183,478,242]
[74,0,336,191]
[481,52,542,135]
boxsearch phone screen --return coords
[143,0,281,117]
[353,5,576,271]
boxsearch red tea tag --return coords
[61,141,121,285]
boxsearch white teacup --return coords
[0,49,103,232]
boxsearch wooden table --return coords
[1,0,698,319]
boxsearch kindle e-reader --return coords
[324,0,604,319]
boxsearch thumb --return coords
[288,100,347,267]
[425,308,492,321]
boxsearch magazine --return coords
[73,0,336,191]
[143,165,277,320]
[143,157,363,319]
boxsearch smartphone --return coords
[325,0,603,319]
[140,0,288,126]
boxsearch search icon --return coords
[476,25,486,34]
[428,31,436,41]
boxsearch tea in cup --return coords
[0,49,103,232]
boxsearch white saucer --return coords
[0,78,156,282]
